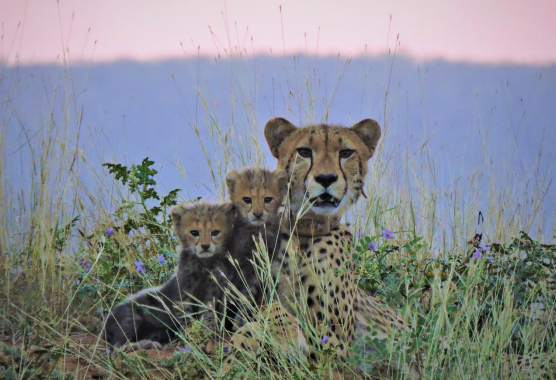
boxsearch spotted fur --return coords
[264,118,380,217]
[225,119,555,378]
[226,118,387,369]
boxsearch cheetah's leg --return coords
[354,289,421,379]
[222,302,308,373]
[119,340,164,352]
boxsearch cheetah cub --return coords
[225,167,288,325]
[104,202,235,350]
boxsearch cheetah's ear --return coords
[264,118,298,158]
[273,169,288,193]
[171,204,187,226]
[350,119,381,159]
[225,171,238,198]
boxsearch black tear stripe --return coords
[288,181,294,200]
[303,154,313,195]
[285,153,294,175]
[339,155,348,200]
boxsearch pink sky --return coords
[1,0,555,65]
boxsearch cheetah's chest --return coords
[273,226,356,332]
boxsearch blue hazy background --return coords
[3,55,555,232]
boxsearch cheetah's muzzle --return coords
[310,193,341,208]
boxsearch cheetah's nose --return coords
[201,244,211,251]
[253,211,263,219]
[315,174,338,188]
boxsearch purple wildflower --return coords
[181,347,191,353]
[223,344,230,353]
[106,228,114,237]
[94,276,99,284]
[472,248,483,260]
[479,243,490,252]
[79,258,92,270]
[320,336,330,344]
[382,230,395,240]
[157,254,165,264]
[488,256,494,263]
[368,242,377,251]
[135,261,146,274]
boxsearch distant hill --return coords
[2,55,555,227]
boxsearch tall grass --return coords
[1,20,554,379]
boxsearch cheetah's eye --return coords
[190,230,200,237]
[211,230,220,237]
[339,149,355,159]
[296,148,312,158]
[264,197,273,204]
[243,197,252,204]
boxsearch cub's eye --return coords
[296,148,312,158]
[264,197,273,204]
[211,230,220,237]
[339,149,355,159]
[243,197,252,204]
[190,230,200,237]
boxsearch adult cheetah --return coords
[226,118,412,372]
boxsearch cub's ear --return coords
[225,171,238,197]
[171,204,187,226]
[218,202,235,220]
[273,169,289,193]
[218,202,234,214]
[350,119,381,159]
[264,118,298,158]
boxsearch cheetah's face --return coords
[264,118,381,217]
[226,168,287,225]
[171,202,234,258]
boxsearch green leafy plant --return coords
[103,157,180,243]
[73,158,183,303]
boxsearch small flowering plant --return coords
[471,247,484,260]
[135,261,146,274]
[79,258,92,271]
[352,228,428,297]
[74,244,175,302]
[382,229,395,240]
[73,236,175,305]
[70,158,182,303]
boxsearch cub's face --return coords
[264,118,381,217]
[171,202,234,258]
[226,168,287,226]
